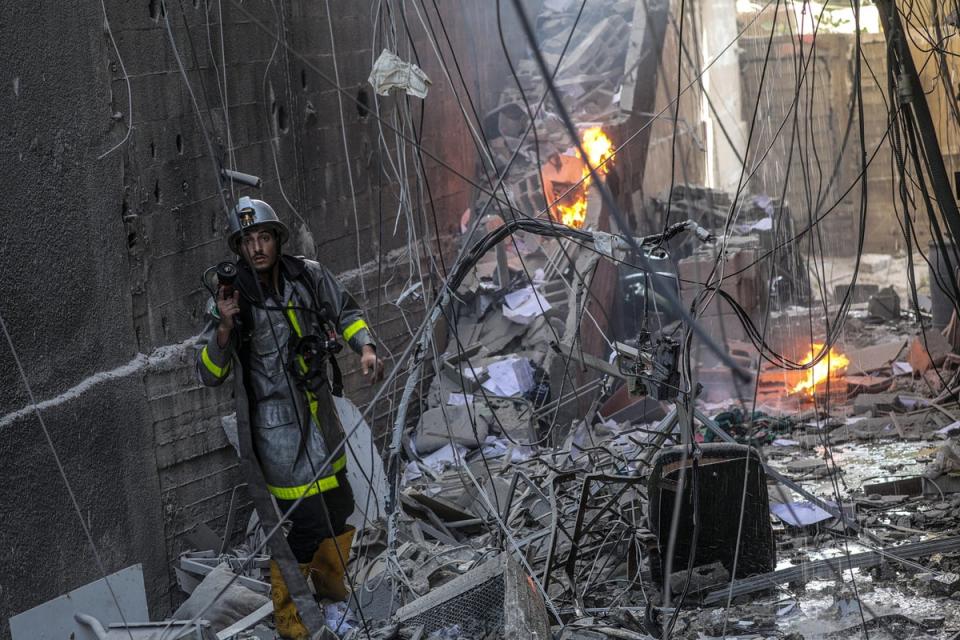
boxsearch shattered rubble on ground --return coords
[329,185,960,639]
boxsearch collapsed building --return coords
[5,0,960,639]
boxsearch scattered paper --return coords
[770,501,834,527]
[482,357,535,397]
[447,392,474,406]
[753,194,774,216]
[481,436,531,462]
[898,395,930,410]
[324,602,356,636]
[749,217,773,231]
[892,361,913,376]
[773,438,800,447]
[936,420,960,437]
[502,286,552,325]
[461,366,484,380]
[368,49,432,98]
[422,443,467,471]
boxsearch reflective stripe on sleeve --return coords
[266,455,348,500]
[201,346,229,379]
[342,318,368,342]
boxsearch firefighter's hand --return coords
[217,289,241,333]
[361,345,384,384]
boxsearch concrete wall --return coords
[0,0,525,633]
[738,30,928,256]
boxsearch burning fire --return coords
[790,344,849,396]
[555,126,615,228]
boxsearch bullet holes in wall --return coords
[273,101,288,134]
[149,0,163,21]
[121,198,133,222]
[356,87,370,121]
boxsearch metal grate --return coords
[397,553,507,638]
[405,574,505,637]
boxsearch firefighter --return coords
[196,197,383,639]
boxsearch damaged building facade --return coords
[5,0,960,638]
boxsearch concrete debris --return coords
[868,285,901,320]
[414,405,491,454]
[346,190,960,637]
[172,564,271,633]
[908,329,954,374]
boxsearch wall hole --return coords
[356,87,370,120]
[300,69,308,90]
[275,103,288,133]
[176,133,183,154]
[153,179,161,203]
[150,141,156,159]
[127,232,137,249]
[149,0,162,20]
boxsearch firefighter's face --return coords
[241,228,278,273]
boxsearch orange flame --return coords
[581,126,614,174]
[555,126,614,228]
[790,344,849,396]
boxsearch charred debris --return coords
[9,0,960,639]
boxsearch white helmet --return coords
[227,196,289,254]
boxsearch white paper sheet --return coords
[447,392,474,406]
[503,286,552,325]
[482,357,535,397]
[892,361,913,376]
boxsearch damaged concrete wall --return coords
[0,0,170,630]
[639,0,707,202]
[738,31,928,256]
[0,0,527,634]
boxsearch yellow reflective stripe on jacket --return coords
[343,318,368,341]
[285,300,303,337]
[281,298,326,473]
[266,455,348,499]
[201,346,229,378]
[285,301,312,378]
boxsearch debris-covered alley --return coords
[7,0,960,638]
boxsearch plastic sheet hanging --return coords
[368,49,432,98]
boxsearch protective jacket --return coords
[196,255,374,500]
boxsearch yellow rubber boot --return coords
[309,526,355,602]
[270,560,312,640]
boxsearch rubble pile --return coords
[334,180,960,638]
